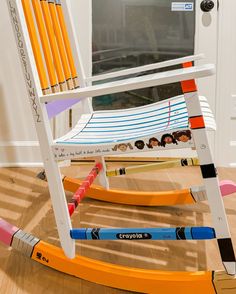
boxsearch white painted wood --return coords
[184,91,236,275]
[8,0,75,258]
[86,54,205,82]
[95,156,109,189]
[41,64,215,103]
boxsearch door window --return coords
[92,0,196,110]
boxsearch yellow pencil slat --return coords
[32,0,59,93]
[22,0,50,94]
[106,158,200,177]
[48,0,73,90]
[40,0,67,91]
[55,0,79,88]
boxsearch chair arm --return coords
[41,64,215,104]
[85,54,204,83]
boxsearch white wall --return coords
[0,0,41,167]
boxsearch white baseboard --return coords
[0,141,39,147]
[0,141,42,167]
[0,162,43,168]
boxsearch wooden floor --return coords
[1,164,236,293]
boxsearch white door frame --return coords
[215,0,236,167]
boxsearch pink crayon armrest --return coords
[0,219,19,246]
[220,180,236,197]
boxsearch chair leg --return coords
[43,156,75,259]
[95,156,109,190]
[184,92,236,275]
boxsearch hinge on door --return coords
[217,0,219,10]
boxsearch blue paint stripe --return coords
[191,227,216,240]
[70,227,216,241]
[91,104,186,124]
[57,123,188,144]
[92,100,185,120]
[86,111,188,129]
[82,115,189,133]
[184,227,193,240]
[86,228,94,240]
[77,119,188,139]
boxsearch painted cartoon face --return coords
[118,144,128,152]
[160,134,178,147]
[178,135,189,142]
[164,136,173,144]
[146,138,160,149]
[151,140,159,146]
[172,130,192,143]
[135,140,145,150]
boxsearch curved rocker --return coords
[63,176,196,206]
[0,218,229,294]
[63,177,236,206]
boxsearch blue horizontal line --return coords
[82,115,189,133]
[92,100,185,120]
[69,120,188,141]
[89,105,186,125]
[56,124,188,144]
[86,110,188,129]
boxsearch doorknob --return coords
[200,0,215,12]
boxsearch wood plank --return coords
[0,166,236,293]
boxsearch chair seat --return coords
[53,95,215,159]
[55,95,215,146]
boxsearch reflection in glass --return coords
[92,0,195,110]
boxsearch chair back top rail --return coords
[41,64,215,104]
[86,54,205,83]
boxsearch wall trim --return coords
[0,162,43,168]
[0,141,39,147]
[0,141,42,167]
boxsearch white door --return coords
[215,0,236,167]
[70,0,219,158]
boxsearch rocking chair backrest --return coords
[16,0,90,118]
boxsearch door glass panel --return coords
[92,0,196,110]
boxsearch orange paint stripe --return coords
[40,0,65,85]
[189,116,205,129]
[22,0,49,91]
[56,3,78,79]
[181,62,197,93]
[48,1,72,83]
[183,62,193,68]
[32,0,58,88]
